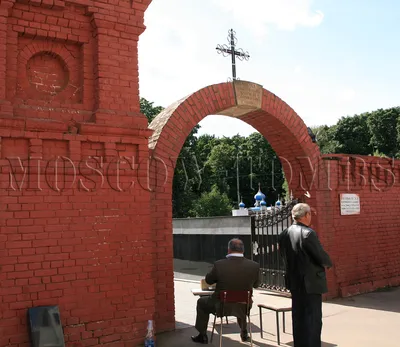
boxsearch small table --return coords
[258,303,292,345]
[191,289,214,296]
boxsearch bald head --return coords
[228,238,244,254]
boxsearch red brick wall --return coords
[0,0,154,346]
[320,154,400,297]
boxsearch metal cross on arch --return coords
[216,29,250,81]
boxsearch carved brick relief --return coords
[17,38,83,104]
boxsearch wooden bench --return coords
[258,303,292,345]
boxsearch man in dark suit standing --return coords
[191,238,260,344]
[279,203,332,347]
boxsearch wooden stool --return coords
[258,304,292,345]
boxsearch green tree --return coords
[140,98,163,123]
[192,134,221,193]
[332,114,372,155]
[206,141,237,193]
[367,107,400,157]
[207,141,237,171]
[311,125,338,154]
[189,185,232,217]
[396,117,400,157]
[140,96,201,217]
[172,125,201,218]
[281,176,290,201]
[199,133,284,209]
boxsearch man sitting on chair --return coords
[191,238,260,344]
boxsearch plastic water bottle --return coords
[144,320,155,347]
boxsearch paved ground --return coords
[157,259,400,347]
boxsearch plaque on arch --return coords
[28,306,65,347]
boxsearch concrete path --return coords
[157,259,400,347]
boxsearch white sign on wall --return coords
[340,193,361,216]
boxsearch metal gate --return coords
[250,199,298,293]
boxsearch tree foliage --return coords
[311,125,337,154]
[367,107,400,157]
[140,97,200,218]
[332,114,372,155]
[140,98,163,123]
[189,185,232,217]
[172,127,200,218]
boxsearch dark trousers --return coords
[291,289,322,347]
[195,296,247,335]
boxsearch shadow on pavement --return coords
[176,321,193,329]
[210,319,262,334]
[328,286,400,313]
[286,342,337,347]
[161,322,338,347]
[158,324,277,347]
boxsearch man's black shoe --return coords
[191,333,208,344]
[240,331,250,342]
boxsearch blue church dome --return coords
[275,195,282,207]
[239,201,245,208]
[254,189,265,201]
[260,199,267,207]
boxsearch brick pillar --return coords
[91,13,147,128]
[89,0,152,129]
[0,0,157,346]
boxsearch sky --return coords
[138,0,400,138]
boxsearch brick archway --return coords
[149,81,321,191]
[148,81,329,331]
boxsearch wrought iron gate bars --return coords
[250,199,298,293]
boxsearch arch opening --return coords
[149,81,321,196]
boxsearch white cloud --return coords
[212,0,324,36]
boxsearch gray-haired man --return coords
[279,203,332,347]
[191,238,260,344]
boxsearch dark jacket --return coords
[278,222,332,294]
[205,256,260,301]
